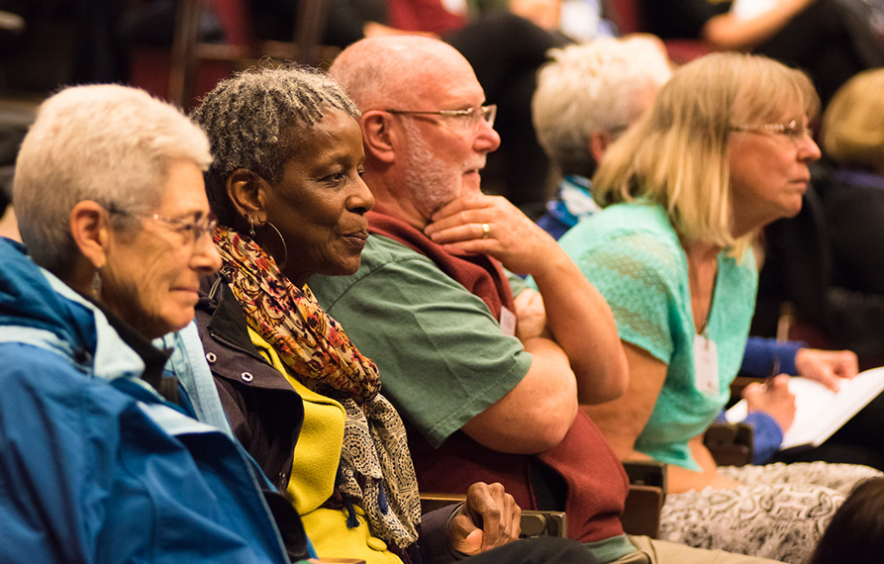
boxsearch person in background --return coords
[640,0,884,106]
[312,34,780,564]
[1,84,311,563]
[808,476,884,564]
[816,68,884,351]
[557,52,882,563]
[531,36,860,466]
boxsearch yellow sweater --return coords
[249,329,403,564]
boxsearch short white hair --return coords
[14,84,211,273]
[532,36,672,177]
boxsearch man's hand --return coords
[743,374,797,432]
[424,194,559,276]
[513,289,548,342]
[448,482,521,555]
[794,348,858,391]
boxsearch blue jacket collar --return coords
[0,237,146,382]
[546,175,600,228]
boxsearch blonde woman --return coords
[558,53,882,563]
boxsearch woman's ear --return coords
[69,200,110,270]
[361,111,396,164]
[226,168,270,222]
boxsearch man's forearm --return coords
[530,251,628,404]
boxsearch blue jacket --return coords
[0,237,307,564]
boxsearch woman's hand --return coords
[743,374,797,432]
[794,348,858,391]
[448,482,521,555]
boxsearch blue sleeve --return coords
[742,411,784,465]
[714,409,783,465]
[741,337,804,377]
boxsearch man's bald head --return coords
[329,35,500,227]
[330,36,478,112]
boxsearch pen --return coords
[768,302,794,387]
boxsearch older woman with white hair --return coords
[558,53,882,563]
[532,36,672,240]
[0,84,311,563]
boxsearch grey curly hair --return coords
[190,64,361,225]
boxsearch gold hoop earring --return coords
[264,221,288,271]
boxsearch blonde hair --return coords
[822,69,884,172]
[594,52,819,255]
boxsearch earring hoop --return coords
[264,221,288,271]
[247,215,256,238]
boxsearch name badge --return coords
[693,334,719,395]
[500,306,516,337]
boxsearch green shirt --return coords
[310,234,532,448]
[557,203,757,470]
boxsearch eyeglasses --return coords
[109,206,218,245]
[730,120,812,145]
[145,213,218,244]
[385,104,497,131]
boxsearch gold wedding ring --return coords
[481,223,490,239]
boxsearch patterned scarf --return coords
[214,226,421,549]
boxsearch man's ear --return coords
[226,168,270,223]
[361,111,396,164]
[69,200,110,270]
[588,130,613,166]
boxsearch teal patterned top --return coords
[558,203,757,471]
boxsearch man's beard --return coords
[401,119,463,217]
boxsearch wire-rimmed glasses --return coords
[385,104,497,131]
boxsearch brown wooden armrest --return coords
[620,461,667,539]
[704,421,754,467]
[622,460,667,491]
[419,493,567,538]
[420,492,467,515]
